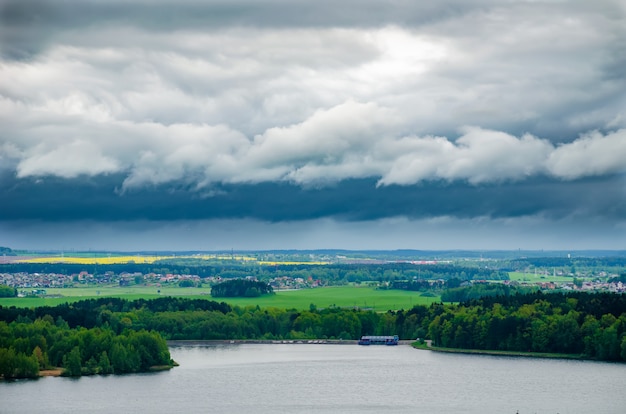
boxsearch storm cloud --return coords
[1,0,625,250]
[2,172,625,222]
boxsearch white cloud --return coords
[118,122,251,188]
[377,128,555,185]
[1,3,625,189]
[3,89,626,188]
[547,129,626,179]
[243,100,395,178]
[17,140,119,178]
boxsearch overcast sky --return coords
[1,0,625,251]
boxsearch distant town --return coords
[2,248,626,299]
[2,266,624,298]
[0,271,323,297]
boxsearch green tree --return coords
[98,351,113,374]
[110,342,129,373]
[551,314,582,354]
[178,279,196,288]
[32,345,49,369]
[293,311,322,338]
[0,284,16,297]
[15,352,39,378]
[85,357,99,375]
[62,346,82,376]
[530,319,551,352]
[0,348,39,379]
[0,348,15,378]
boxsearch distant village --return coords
[492,278,625,294]
[1,269,624,297]
[0,270,320,297]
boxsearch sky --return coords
[1,0,626,251]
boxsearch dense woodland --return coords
[0,284,16,298]
[211,279,274,297]
[507,257,626,269]
[1,291,625,378]
[440,284,538,302]
[428,292,626,360]
[0,318,172,379]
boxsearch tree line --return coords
[440,284,537,302]
[2,292,625,365]
[508,257,626,269]
[425,291,626,360]
[0,297,231,330]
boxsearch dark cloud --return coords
[0,0,477,59]
[2,172,624,223]
[1,0,476,30]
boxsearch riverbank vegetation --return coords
[1,291,625,377]
[426,291,626,361]
[0,317,173,380]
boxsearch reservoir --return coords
[2,344,624,413]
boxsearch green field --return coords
[0,286,440,311]
[508,271,573,283]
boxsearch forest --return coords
[427,291,626,360]
[0,318,173,379]
[211,279,274,297]
[440,284,537,302]
[1,291,625,379]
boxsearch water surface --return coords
[3,344,624,413]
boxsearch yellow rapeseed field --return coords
[16,255,329,266]
[17,256,174,265]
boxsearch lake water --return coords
[2,344,625,414]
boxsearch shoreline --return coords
[411,341,587,360]
[167,339,415,346]
[14,341,602,380]
[168,339,355,346]
[36,364,176,378]
[39,368,63,377]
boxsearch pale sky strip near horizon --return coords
[1,0,625,250]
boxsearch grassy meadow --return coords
[508,271,573,283]
[0,285,440,311]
